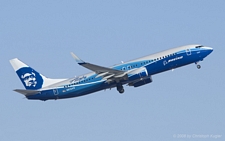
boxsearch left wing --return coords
[70,52,127,81]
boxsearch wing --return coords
[70,52,128,81]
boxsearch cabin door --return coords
[53,89,59,96]
[186,49,191,56]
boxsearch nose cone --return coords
[202,46,213,55]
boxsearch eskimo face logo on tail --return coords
[16,67,43,90]
[21,72,38,87]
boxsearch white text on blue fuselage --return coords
[168,56,183,63]
[164,56,183,66]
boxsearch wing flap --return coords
[81,62,123,74]
[95,72,109,78]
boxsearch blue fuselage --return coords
[27,47,213,101]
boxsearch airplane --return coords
[10,44,213,101]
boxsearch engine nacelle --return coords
[128,67,153,87]
[131,76,152,87]
[128,67,149,82]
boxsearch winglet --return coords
[70,52,85,64]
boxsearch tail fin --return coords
[10,58,66,90]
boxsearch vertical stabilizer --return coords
[10,58,66,90]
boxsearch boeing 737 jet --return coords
[10,44,213,101]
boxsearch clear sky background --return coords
[1,1,224,141]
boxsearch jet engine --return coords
[129,76,152,87]
[128,67,149,81]
[127,67,153,87]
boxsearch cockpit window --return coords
[196,45,204,48]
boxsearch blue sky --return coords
[1,1,224,140]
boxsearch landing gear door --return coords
[186,49,191,56]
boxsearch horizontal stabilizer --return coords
[103,74,115,79]
[14,89,40,96]
[9,58,67,90]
